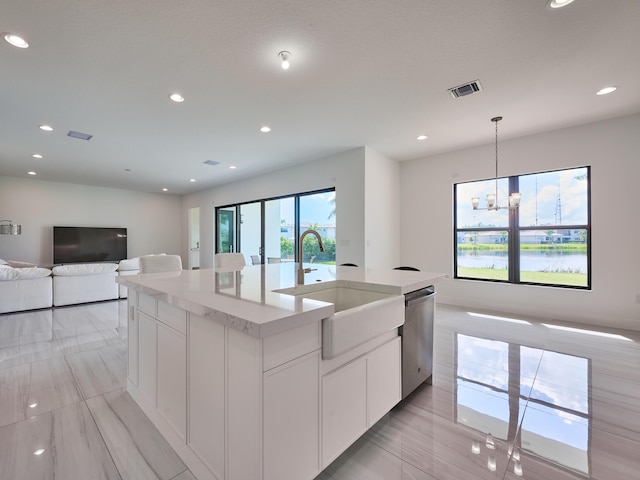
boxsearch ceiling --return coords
[1,0,639,195]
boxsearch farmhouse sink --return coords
[275,283,405,359]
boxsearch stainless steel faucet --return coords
[297,229,325,284]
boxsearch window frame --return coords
[454,166,591,290]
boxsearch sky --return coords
[456,167,588,228]
[278,190,335,226]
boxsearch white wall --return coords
[364,147,400,269]
[400,113,640,331]
[182,148,368,269]
[0,177,182,266]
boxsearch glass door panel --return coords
[238,202,262,263]
[217,207,235,253]
[299,191,336,264]
[265,197,294,263]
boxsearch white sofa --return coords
[52,263,120,306]
[0,254,170,313]
[0,264,53,314]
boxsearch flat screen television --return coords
[53,226,127,264]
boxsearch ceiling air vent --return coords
[67,130,93,141]
[203,160,220,166]
[448,80,483,98]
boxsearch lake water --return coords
[457,250,587,273]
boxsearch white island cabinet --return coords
[120,264,444,480]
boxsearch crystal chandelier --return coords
[471,116,521,211]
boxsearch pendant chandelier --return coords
[471,116,521,211]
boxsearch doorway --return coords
[188,207,200,269]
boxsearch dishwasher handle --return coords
[404,286,435,306]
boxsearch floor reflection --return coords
[455,334,590,476]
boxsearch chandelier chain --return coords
[470,115,519,211]
[495,117,499,181]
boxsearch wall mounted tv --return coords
[53,226,127,264]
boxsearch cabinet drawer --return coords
[263,321,321,371]
[138,292,157,317]
[157,300,187,334]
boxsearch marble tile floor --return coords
[0,300,196,480]
[1,300,639,479]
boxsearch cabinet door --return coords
[138,311,157,405]
[367,337,401,426]
[188,314,225,479]
[264,351,320,480]
[127,296,139,386]
[157,322,187,440]
[322,357,367,467]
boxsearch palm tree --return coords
[327,195,336,220]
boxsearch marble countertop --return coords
[117,263,446,338]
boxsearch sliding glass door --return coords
[215,188,336,264]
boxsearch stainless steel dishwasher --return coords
[400,285,435,399]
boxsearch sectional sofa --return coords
[0,256,146,314]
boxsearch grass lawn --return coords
[457,244,587,253]
[457,267,587,287]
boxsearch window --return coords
[454,167,590,288]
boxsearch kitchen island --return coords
[118,263,445,480]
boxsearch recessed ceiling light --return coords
[260,126,271,133]
[546,0,576,9]
[417,135,428,141]
[169,93,184,103]
[3,33,29,48]
[33,449,45,456]
[38,125,53,132]
[27,171,36,175]
[29,403,38,408]
[162,188,168,192]
[32,154,43,159]
[596,86,617,95]
[229,165,237,170]
[278,51,291,70]
[189,178,196,182]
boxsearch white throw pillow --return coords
[118,257,140,271]
[52,263,119,276]
[0,267,52,280]
[6,260,37,268]
[117,254,166,271]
